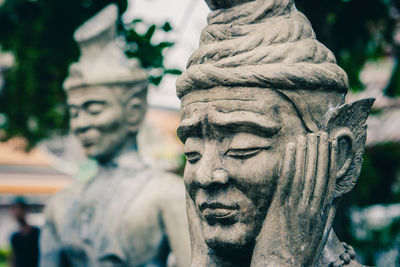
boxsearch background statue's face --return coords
[67,85,130,161]
[179,87,307,252]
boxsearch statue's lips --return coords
[78,134,98,148]
[199,202,239,221]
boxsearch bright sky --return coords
[125,0,210,109]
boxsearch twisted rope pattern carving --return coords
[177,0,348,98]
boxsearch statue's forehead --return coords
[67,86,117,104]
[181,87,287,119]
[178,88,292,141]
[181,87,278,103]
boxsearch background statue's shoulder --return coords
[145,170,185,202]
[43,180,85,223]
[124,169,186,217]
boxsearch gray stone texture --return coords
[176,0,373,266]
[40,5,190,267]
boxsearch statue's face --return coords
[67,85,130,161]
[179,87,306,251]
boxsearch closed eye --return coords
[185,152,202,164]
[87,104,105,115]
[225,148,265,159]
[83,101,107,115]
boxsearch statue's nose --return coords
[196,168,229,189]
[211,168,229,184]
[190,142,229,190]
[72,112,91,134]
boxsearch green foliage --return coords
[123,20,181,85]
[296,0,397,92]
[0,246,11,262]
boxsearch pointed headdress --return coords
[177,0,349,131]
[63,4,148,90]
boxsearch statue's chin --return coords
[85,149,114,163]
[202,222,256,254]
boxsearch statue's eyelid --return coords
[185,151,201,156]
[224,148,265,159]
[228,135,272,150]
[83,101,106,109]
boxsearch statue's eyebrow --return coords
[208,111,281,137]
[177,117,203,143]
[178,111,282,143]
[82,100,107,107]
[67,99,106,109]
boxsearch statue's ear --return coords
[323,98,375,198]
[125,94,147,134]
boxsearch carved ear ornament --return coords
[323,98,375,197]
[329,128,355,179]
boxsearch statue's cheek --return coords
[224,150,279,188]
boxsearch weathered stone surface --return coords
[40,5,190,267]
[176,0,373,266]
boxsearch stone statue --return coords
[176,0,374,266]
[40,5,190,267]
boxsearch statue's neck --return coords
[96,135,138,166]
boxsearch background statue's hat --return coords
[63,4,148,90]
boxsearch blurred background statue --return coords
[40,4,190,267]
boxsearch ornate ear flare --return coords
[324,98,375,197]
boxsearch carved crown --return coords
[63,4,148,90]
[205,0,255,10]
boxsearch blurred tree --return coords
[123,20,182,85]
[296,0,397,92]
[295,1,400,265]
[0,0,178,148]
